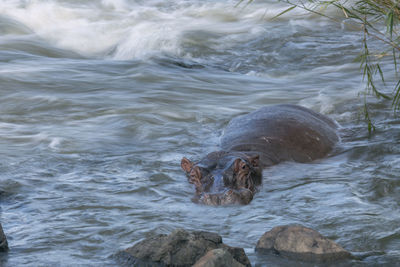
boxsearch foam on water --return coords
[0,0,320,59]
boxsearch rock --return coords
[220,245,251,267]
[255,225,351,262]
[193,248,244,267]
[0,223,8,251]
[121,229,251,267]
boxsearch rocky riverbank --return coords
[117,225,352,266]
[117,228,251,266]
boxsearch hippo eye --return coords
[196,166,210,178]
[234,158,249,173]
[189,166,202,180]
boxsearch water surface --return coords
[0,0,399,266]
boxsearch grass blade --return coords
[271,5,297,20]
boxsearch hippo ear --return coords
[249,155,260,167]
[181,157,193,173]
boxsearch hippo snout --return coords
[201,188,254,205]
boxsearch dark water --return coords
[0,0,399,266]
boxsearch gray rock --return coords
[193,248,245,267]
[255,225,351,262]
[121,229,251,267]
[0,223,8,251]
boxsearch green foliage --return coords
[251,0,400,130]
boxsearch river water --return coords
[0,0,399,266]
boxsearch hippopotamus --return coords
[181,104,339,205]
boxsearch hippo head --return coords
[181,151,262,205]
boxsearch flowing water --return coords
[0,0,399,266]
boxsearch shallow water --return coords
[0,0,399,266]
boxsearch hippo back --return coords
[220,105,339,165]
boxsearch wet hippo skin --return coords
[181,104,339,205]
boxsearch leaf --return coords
[377,64,385,83]
[387,10,394,39]
[364,102,376,133]
[392,79,400,110]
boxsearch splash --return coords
[0,0,310,60]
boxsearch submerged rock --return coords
[120,228,251,267]
[255,225,351,262]
[0,223,8,251]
